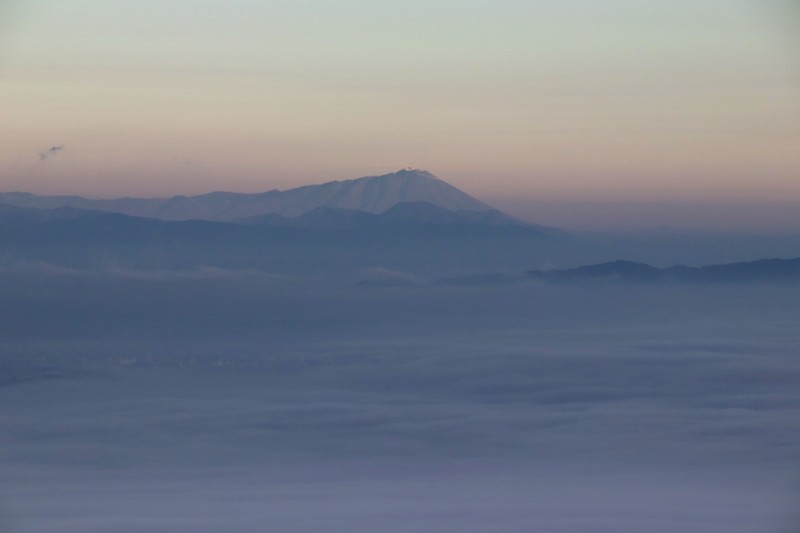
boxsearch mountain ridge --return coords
[0,200,567,276]
[438,258,800,286]
[234,201,530,231]
[0,169,495,222]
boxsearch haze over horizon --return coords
[3,5,800,531]
[1,0,799,231]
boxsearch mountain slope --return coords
[0,169,493,222]
[234,201,531,231]
[0,202,569,276]
[251,169,491,217]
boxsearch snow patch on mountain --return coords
[0,169,493,221]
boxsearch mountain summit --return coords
[276,168,490,217]
[0,169,494,221]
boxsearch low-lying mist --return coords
[1,269,799,532]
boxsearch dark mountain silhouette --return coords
[437,258,800,286]
[530,260,665,282]
[525,258,800,283]
[0,202,568,276]
[663,258,800,282]
[0,203,112,222]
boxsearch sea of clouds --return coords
[1,270,798,532]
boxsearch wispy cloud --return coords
[38,145,64,161]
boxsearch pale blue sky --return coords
[1,1,798,228]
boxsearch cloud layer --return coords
[0,271,798,531]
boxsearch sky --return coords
[1,1,799,230]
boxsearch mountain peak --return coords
[390,167,439,180]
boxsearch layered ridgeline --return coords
[0,168,495,221]
[438,258,800,286]
[0,169,578,276]
[6,169,800,278]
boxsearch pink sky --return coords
[1,1,799,230]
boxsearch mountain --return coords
[0,202,112,222]
[436,258,800,285]
[234,201,529,231]
[374,202,520,226]
[436,258,800,286]
[529,260,666,282]
[664,258,800,282]
[0,201,571,276]
[0,169,494,222]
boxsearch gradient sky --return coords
[1,1,799,230]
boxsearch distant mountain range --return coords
[528,259,800,283]
[7,169,797,281]
[0,169,579,275]
[0,199,566,276]
[0,169,494,221]
[439,258,800,286]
